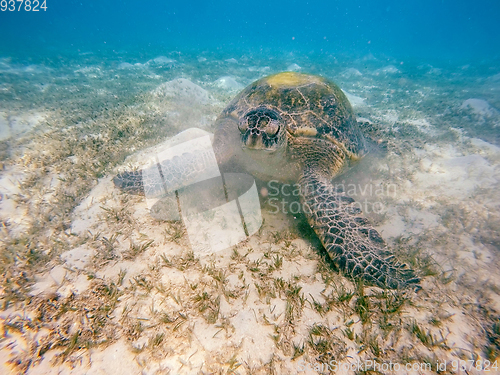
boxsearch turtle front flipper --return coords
[113,162,170,197]
[299,169,420,289]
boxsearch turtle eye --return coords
[264,119,280,137]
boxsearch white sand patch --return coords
[0,166,24,194]
[61,245,93,271]
[286,63,302,71]
[404,207,439,234]
[87,340,142,375]
[34,82,51,93]
[1,331,30,372]
[361,53,377,61]
[225,58,238,64]
[248,66,271,73]
[190,318,235,355]
[460,98,499,117]
[342,90,366,108]
[0,62,50,75]
[418,64,442,75]
[413,147,497,200]
[341,68,363,78]
[0,58,11,73]
[49,265,67,285]
[375,137,500,303]
[372,110,399,126]
[152,78,210,105]
[0,112,9,140]
[0,351,11,375]
[443,306,480,352]
[29,277,59,297]
[356,117,372,124]
[377,208,407,239]
[487,72,500,81]
[470,137,500,154]
[160,266,200,287]
[20,349,84,375]
[230,309,275,363]
[146,56,176,67]
[272,256,316,280]
[98,259,147,285]
[56,273,93,298]
[0,83,11,93]
[299,278,326,304]
[428,67,442,75]
[145,72,163,80]
[0,111,46,141]
[0,166,32,236]
[266,298,288,323]
[117,62,135,69]
[379,206,439,239]
[69,273,92,295]
[71,176,117,235]
[147,81,219,131]
[215,76,243,91]
[116,62,148,70]
[455,234,494,270]
[405,117,434,133]
[373,65,400,75]
[136,326,224,374]
[74,66,102,78]
[29,266,67,296]
[95,237,185,286]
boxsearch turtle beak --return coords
[241,139,277,153]
[242,128,264,149]
[246,132,264,148]
[241,127,281,152]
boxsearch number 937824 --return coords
[1,0,47,11]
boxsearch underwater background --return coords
[1,1,500,374]
[2,0,500,61]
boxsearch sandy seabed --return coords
[0,52,499,374]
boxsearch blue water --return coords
[2,0,500,62]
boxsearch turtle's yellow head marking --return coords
[265,72,322,87]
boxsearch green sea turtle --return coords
[114,72,419,289]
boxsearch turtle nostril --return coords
[251,128,260,135]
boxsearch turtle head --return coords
[237,106,286,153]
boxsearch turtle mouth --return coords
[241,144,277,153]
[241,131,279,151]
[238,106,283,151]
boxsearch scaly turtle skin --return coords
[114,72,420,289]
